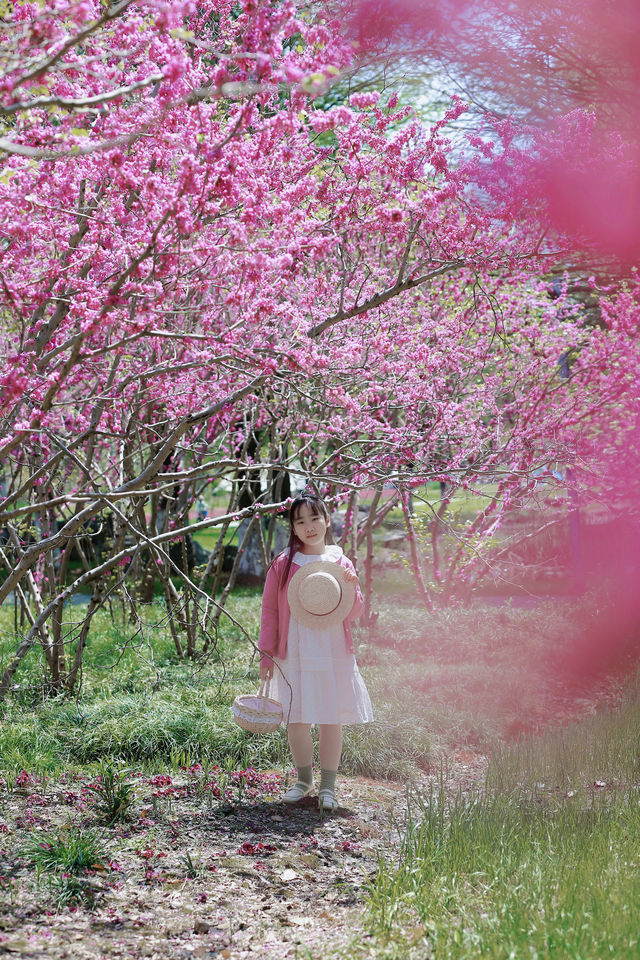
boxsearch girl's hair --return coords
[278,492,331,588]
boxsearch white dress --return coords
[272,545,374,726]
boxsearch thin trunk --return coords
[198,518,231,596]
[355,488,400,549]
[401,492,433,609]
[163,575,185,658]
[349,489,359,569]
[340,490,358,554]
[66,588,102,693]
[6,526,57,677]
[212,515,259,626]
[431,484,451,584]
[362,486,383,627]
[182,537,197,658]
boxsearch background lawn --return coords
[0,580,628,781]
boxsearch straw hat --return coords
[287,561,356,629]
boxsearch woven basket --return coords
[232,679,283,734]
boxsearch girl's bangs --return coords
[292,499,322,521]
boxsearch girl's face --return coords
[292,502,328,550]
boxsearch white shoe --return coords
[318,789,339,813]
[282,783,313,804]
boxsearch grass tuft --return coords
[20,825,110,909]
[85,762,137,825]
[22,826,107,876]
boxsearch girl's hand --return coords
[260,662,273,682]
[342,567,359,585]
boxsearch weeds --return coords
[22,826,107,875]
[21,826,108,908]
[486,679,640,794]
[45,872,103,909]
[3,589,627,785]
[1,585,638,952]
[180,850,206,879]
[85,763,137,824]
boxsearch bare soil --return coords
[0,752,487,959]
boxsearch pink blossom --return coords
[163,57,186,83]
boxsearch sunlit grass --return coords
[2,578,639,955]
[362,689,640,960]
[19,826,110,908]
[0,587,633,786]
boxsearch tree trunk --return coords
[362,486,383,627]
[401,491,433,609]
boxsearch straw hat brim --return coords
[287,560,356,629]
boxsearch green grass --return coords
[192,523,240,552]
[0,586,634,786]
[21,826,107,877]
[362,690,640,960]
[1,587,435,779]
[487,679,640,794]
[19,826,109,908]
[84,762,138,824]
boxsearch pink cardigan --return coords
[258,551,364,667]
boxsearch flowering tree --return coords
[342,0,640,262]
[0,0,637,696]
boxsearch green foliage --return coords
[0,588,625,788]
[1,589,635,792]
[487,676,640,794]
[45,872,103,909]
[342,718,432,781]
[3,582,639,949]
[20,824,110,908]
[84,763,137,825]
[179,850,206,879]
[21,826,107,906]
[22,826,107,876]
[368,788,640,959]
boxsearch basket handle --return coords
[257,678,271,713]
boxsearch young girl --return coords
[259,492,373,812]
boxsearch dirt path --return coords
[0,752,487,959]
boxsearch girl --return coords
[259,492,373,812]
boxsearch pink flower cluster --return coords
[0,0,638,616]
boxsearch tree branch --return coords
[307,261,464,337]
